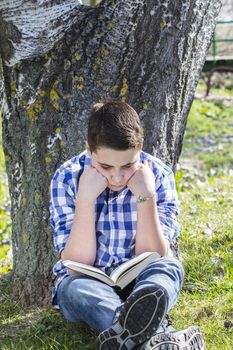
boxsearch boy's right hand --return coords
[77,165,107,202]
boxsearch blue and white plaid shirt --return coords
[50,150,180,306]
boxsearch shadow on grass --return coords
[0,275,97,350]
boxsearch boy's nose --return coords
[112,173,123,184]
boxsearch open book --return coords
[63,251,160,290]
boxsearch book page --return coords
[63,260,114,286]
[110,252,160,283]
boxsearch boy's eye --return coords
[123,164,133,169]
[101,166,111,170]
[100,165,132,170]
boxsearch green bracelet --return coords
[137,194,155,203]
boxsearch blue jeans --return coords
[57,257,184,333]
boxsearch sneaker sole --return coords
[144,326,205,350]
[96,285,168,350]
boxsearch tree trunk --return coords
[0,0,221,305]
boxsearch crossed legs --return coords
[57,257,183,328]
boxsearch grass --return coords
[172,84,233,349]
[0,82,233,349]
[172,173,233,349]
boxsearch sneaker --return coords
[141,326,205,350]
[96,285,168,350]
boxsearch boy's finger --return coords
[143,160,153,172]
[137,162,143,169]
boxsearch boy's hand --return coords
[78,165,107,202]
[127,160,155,198]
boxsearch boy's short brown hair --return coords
[87,101,144,153]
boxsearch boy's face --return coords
[89,147,141,191]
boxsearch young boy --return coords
[50,101,204,350]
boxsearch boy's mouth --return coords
[109,184,125,189]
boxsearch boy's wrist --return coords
[76,192,96,205]
[137,193,155,203]
[132,187,155,198]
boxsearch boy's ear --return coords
[85,141,91,156]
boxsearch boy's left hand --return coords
[127,160,155,198]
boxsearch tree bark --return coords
[0,0,221,305]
